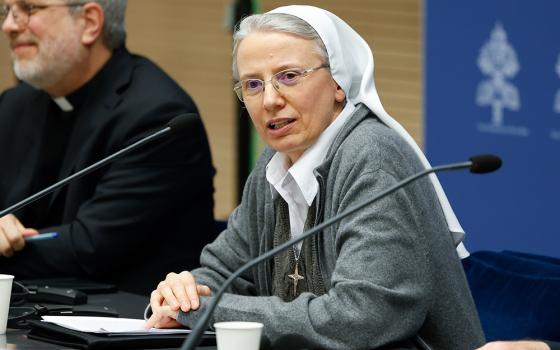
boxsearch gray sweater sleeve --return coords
[186,168,266,296]
[178,167,431,349]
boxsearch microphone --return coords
[180,154,502,350]
[0,113,198,218]
[468,154,501,174]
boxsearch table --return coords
[5,291,216,349]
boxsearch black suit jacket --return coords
[0,47,216,295]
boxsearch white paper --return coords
[41,316,197,336]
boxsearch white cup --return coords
[0,334,6,349]
[214,321,263,350]
[0,275,13,334]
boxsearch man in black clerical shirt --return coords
[0,0,216,295]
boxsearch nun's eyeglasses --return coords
[234,64,329,102]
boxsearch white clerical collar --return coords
[266,102,356,205]
[52,96,74,112]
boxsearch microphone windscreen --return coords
[167,113,198,134]
[469,154,502,174]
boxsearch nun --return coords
[146,5,485,349]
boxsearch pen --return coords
[25,232,59,242]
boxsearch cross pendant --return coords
[288,262,304,295]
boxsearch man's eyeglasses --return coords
[0,1,84,26]
[234,64,330,102]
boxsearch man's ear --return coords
[80,2,105,46]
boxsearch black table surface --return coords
[5,291,216,349]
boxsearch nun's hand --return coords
[145,271,211,329]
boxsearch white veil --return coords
[269,5,468,257]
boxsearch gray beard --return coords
[13,59,68,90]
[11,33,87,92]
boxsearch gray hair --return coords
[68,0,127,50]
[232,13,329,80]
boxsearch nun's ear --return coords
[335,83,346,103]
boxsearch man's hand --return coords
[145,271,211,329]
[478,341,551,350]
[0,214,39,257]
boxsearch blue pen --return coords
[25,232,59,242]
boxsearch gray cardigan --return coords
[178,105,485,349]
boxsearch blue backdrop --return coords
[424,0,560,257]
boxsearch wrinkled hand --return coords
[477,341,551,350]
[0,214,38,257]
[145,271,211,329]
